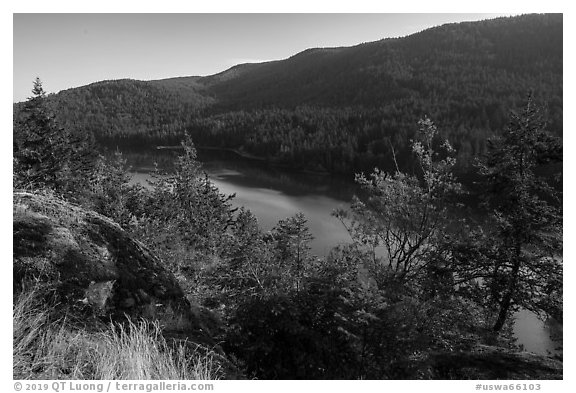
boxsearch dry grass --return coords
[13,284,222,380]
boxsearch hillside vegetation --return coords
[13,75,562,379]
[14,284,221,380]
[14,14,562,176]
[13,14,563,379]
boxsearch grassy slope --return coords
[13,284,223,380]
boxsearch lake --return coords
[123,147,562,357]
[127,148,356,256]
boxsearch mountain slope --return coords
[46,78,213,139]
[201,14,561,111]
[16,14,562,174]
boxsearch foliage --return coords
[334,118,461,294]
[20,15,562,178]
[13,75,563,378]
[151,135,236,251]
[269,212,315,294]
[473,95,562,331]
[13,78,97,193]
[132,136,236,262]
[224,244,488,379]
[198,208,276,309]
[199,211,318,313]
[86,150,143,228]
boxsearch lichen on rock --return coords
[13,191,213,345]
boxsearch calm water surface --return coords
[124,147,562,357]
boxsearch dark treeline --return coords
[204,15,562,112]
[14,14,562,181]
[103,101,557,177]
[13,77,563,379]
[12,14,563,378]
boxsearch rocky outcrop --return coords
[13,191,211,343]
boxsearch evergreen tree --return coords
[88,150,140,228]
[14,78,71,190]
[271,212,314,293]
[13,77,97,193]
[142,134,237,252]
[477,95,562,331]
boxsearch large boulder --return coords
[13,191,211,343]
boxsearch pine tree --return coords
[477,94,562,331]
[272,212,314,293]
[14,78,70,190]
[13,78,97,193]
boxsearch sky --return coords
[13,13,514,102]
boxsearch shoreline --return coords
[156,145,333,176]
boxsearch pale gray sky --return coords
[13,13,512,102]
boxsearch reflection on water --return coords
[513,310,563,357]
[121,147,561,357]
[210,172,352,256]
[124,147,355,256]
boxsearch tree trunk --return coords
[493,244,522,332]
[493,291,513,331]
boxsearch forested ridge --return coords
[13,67,563,378]
[14,14,562,176]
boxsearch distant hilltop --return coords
[15,14,562,176]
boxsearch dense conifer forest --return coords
[13,14,563,380]
[13,14,561,178]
